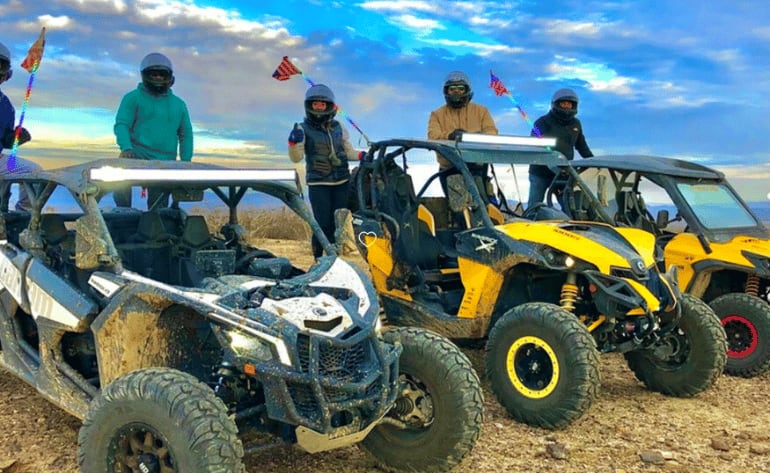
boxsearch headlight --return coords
[542,248,576,269]
[226,330,274,361]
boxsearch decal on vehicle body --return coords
[0,250,24,303]
[471,233,497,253]
[27,281,80,327]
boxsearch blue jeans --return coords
[527,173,564,209]
[527,173,551,209]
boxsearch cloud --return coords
[394,14,443,32]
[360,1,438,14]
[543,56,635,95]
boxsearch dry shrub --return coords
[191,206,312,242]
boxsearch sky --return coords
[1,0,770,200]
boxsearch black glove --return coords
[447,128,466,141]
[119,149,137,159]
[2,126,31,148]
[312,159,332,175]
[288,123,304,145]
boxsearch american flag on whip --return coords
[489,71,510,97]
[272,56,301,81]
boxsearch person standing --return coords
[288,84,356,258]
[113,52,193,208]
[427,70,498,169]
[427,71,498,226]
[527,87,593,209]
[0,41,36,211]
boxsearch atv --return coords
[0,158,483,472]
[555,155,770,378]
[349,133,726,429]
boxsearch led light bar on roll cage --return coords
[459,133,556,147]
[90,167,298,183]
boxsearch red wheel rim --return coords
[722,314,759,359]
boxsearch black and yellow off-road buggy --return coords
[0,159,484,473]
[556,155,770,378]
[348,134,726,429]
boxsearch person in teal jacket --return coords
[113,52,193,208]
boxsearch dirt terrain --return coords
[1,240,770,473]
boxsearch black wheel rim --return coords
[109,423,176,473]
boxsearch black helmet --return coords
[304,84,337,125]
[443,71,473,109]
[0,42,12,82]
[140,52,175,94]
[551,88,579,120]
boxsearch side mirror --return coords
[656,209,670,229]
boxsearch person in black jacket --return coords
[288,84,358,258]
[527,87,593,209]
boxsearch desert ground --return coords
[1,239,770,473]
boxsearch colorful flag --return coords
[272,56,301,81]
[21,27,46,73]
[489,72,510,97]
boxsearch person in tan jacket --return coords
[427,71,498,227]
[427,71,498,170]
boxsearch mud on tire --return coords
[485,302,601,430]
[625,293,727,396]
[709,292,770,378]
[360,327,484,472]
[78,367,245,473]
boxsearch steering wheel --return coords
[522,202,548,220]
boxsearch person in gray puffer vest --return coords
[527,87,593,209]
[288,84,359,258]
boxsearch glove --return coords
[119,149,137,159]
[15,127,30,146]
[447,128,466,141]
[1,126,31,148]
[312,159,332,175]
[288,123,304,145]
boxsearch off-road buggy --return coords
[552,155,770,378]
[0,158,483,472]
[348,133,726,429]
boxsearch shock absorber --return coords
[560,272,578,313]
[745,274,760,297]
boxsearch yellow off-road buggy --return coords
[560,155,770,378]
[348,134,727,429]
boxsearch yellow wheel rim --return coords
[506,336,559,399]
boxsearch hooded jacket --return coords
[114,83,193,161]
[528,110,593,178]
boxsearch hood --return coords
[499,220,656,275]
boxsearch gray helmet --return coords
[304,84,337,125]
[551,87,579,119]
[140,52,174,94]
[443,71,473,108]
[0,41,12,81]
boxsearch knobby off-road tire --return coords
[709,292,770,377]
[485,302,601,430]
[625,293,727,396]
[78,367,245,473]
[360,327,484,472]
